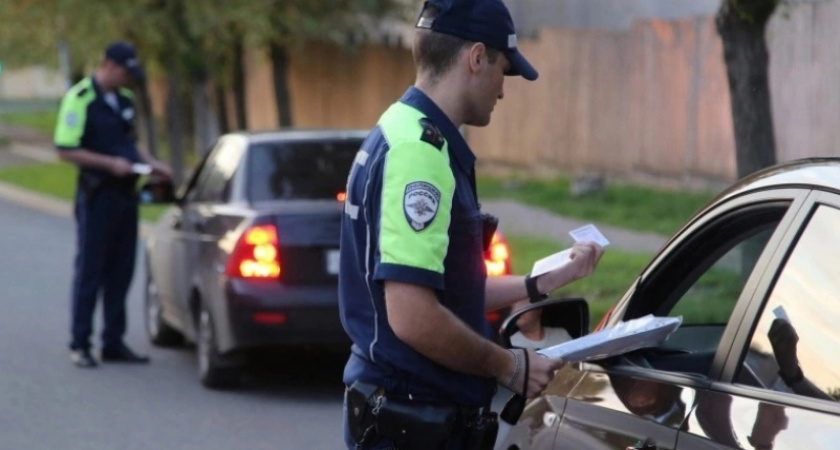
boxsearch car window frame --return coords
[604,189,811,384]
[713,189,840,416]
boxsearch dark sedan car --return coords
[497,157,840,450]
[143,129,513,389]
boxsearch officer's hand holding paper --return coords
[530,224,609,282]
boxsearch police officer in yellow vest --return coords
[338,1,604,448]
[54,42,172,368]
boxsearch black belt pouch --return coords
[346,381,380,444]
[377,397,457,450]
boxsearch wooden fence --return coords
[144,0,840,190]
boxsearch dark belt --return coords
[346,381,497,450]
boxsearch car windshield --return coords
[247,139,361,201]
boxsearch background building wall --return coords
[7,0,837,190]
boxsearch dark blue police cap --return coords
[105,41,145,81]
[415,0,538,81]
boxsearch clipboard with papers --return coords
[537,314,683,363]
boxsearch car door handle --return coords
[627,438,659,450]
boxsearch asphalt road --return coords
[0,197,348,450]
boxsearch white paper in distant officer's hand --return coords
[132,163,152,175]
[569,224,610,247]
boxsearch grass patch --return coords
[0,111,59,136]
[506,234,652,324]
[478,175,716,236]
[0,161,169,222]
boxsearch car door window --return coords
[737,204,840,402]
[192,137,244,203]
[624,202,789,377]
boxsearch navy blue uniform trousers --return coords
[70,186,138,351]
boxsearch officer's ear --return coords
[467,43,488,74]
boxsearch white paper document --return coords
[537,314,683,363]
[530,249,573,277]
[131,163,152,175]
[529,224,610,277]
[569,223,610,247]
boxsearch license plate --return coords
[326,249,340,275]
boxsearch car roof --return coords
[716,157,840,202]
[231,129,370,145]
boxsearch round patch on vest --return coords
[65,113,78,127]
[122,107,135,121]
[404,181,441,231]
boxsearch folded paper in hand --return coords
[132,163,152,175]
[537,315,682,363]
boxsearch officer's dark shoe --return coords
[70,348,98,368]
[101,344,150,364]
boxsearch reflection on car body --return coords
[497,158,840,450]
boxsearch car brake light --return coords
[252,312,287,325]
[337,191,346,201]
[226,224,281,279]
[485,231,511,276]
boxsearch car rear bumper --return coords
[216,280,350,353]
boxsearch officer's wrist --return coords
[525,273,548,303]
[779,366,804,385]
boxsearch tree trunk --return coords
[165,71,186,187]
[232,36,248,130]
[192,75,218,157]
[716,4,777,179]
[269,42,294,128]
[134,78,158,158]
[214,80,230,135]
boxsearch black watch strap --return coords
[780,366,804,385]
[525,273,548,303]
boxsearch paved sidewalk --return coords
[0,125,669,254]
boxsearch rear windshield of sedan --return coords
[247,139,361,201]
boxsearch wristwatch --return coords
[779,366,804,385]
[525,273,548,303]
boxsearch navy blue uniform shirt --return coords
[339,87,495,407]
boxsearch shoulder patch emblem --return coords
[419,118,445,150]
[122,107,135,121]
[65,113,79,127]
[404,181,441,231]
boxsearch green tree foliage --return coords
[1,0,410,178]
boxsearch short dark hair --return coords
[413,6,501,82]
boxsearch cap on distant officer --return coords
[104,41,145,81]
[415,0,538,81]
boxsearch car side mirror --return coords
[499,297,590,349]
[139,179,177,204]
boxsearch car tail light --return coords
[252,312,287,325]
[484,231,511,276]
[337,191,347,201]
[225,224,281,279]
